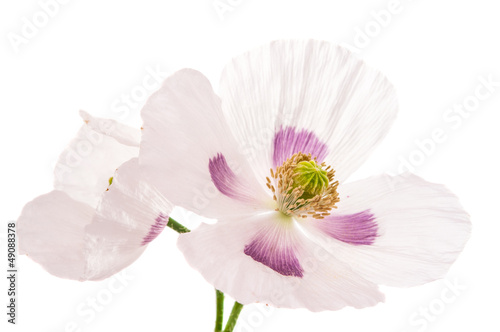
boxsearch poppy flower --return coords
[17,111,172,280]
[139,40,471,311]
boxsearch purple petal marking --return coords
[318,210,378,245]
[273,126,329,167]
[142,213,168,246]
[244,234,304,278]
[209,153,252,202]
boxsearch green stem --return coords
[223,302,244,332]
[215,289,225,332]
[167,217,190,234]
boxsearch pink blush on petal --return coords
[142,213,169,246]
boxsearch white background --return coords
[1,0,499,331]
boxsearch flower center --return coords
[266,152,339,219]
[292,160,329,199]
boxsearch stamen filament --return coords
[267,152,339,220]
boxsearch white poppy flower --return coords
[139,40,471,312]
[17,111,173,281]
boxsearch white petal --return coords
[178,212,383,311]
[219,39,398,183]
[17,191,94,280]
[302,173,471,287]
[54,112,140,207]
[79,110,141,146]
[18,159,172,281]
[140,69,270,219]
[84,158,173,280]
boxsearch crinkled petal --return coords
[84,158,173,280]
[18,159,172,281]
[17,190,94,280]
[314,210,378,246]
[54,111,140,207]
[302,173,471,287]
[140,69,270,219]
[243,214,305,278]
[79,110,141,146]
[178,212,384,311]
[219,39,398,183]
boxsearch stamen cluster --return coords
[266,152,339,219]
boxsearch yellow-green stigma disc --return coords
[292,160,329,198]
